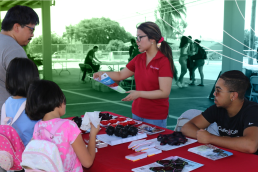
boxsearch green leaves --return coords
[156,0,187,39]
[63,17,133,44]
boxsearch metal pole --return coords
[0,5,2,31]
[41,0,52,80]
[248,0,256,64]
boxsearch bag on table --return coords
[20,120,69,172]
[0,101,26,171]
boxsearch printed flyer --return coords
[94,73,126,93]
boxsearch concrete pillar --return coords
[0,6,2,31]
[222,0,246,73]
[41,1,52,80]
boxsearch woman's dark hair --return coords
[137,21,175,78]
[179,36,189,48]
[220,70,250,99]
[6,58,39,97]
[26,80,66,121]
[1,5,39,31]
[93,46,98,49]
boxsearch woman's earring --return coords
[151,42,153,44]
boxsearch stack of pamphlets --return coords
[128,139,146,149]
[126,139,162,161]
[142,148,162,156]
[188,144,233,160]
[125,152,148,161]
[132,140,155,152]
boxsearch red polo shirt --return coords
[126,50,173,120]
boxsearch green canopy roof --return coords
[0,0,54,11]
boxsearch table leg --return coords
[52,62,58,73]
[59,61,71,75]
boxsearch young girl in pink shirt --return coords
[25,80,100,171]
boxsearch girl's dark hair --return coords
[26,80,66,121]
[2,5,39,31]
[137,22,175,78]
[6,58,39,97]
[179,36,189,48]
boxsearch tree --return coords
[105,40,129,52]
[63,25,76,43]
[156,0,187,39]
[28,33,67,54]
[63,17,133,44]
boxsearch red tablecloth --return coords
[67,111,258,172]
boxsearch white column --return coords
[222,0,246,73]
[41,1,52,80]
[0,5,2,31]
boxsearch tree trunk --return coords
[248,0,256,65]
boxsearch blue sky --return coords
[0,0,256,42]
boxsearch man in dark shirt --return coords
[82,46,101,81]
[128,38,140,62]
[182,70,258,154]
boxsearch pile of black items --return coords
[150,158,188,172]
[157,132,187,146]
[99,113,112,120]
[72,116,82,128]
[106,125,138,138]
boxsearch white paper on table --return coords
[131,156,204,172]
[91,73,126,93]
[97,133,147,146]
[152,138,197,151]
[80,111,101,131]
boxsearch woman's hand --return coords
[122,90,140,101]
[93,72,104,80]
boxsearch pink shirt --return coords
[33,118,83,172]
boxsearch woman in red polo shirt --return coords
[93,22,175,128]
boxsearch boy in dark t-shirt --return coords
[182,70,258,154]
[202,99,258,138]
